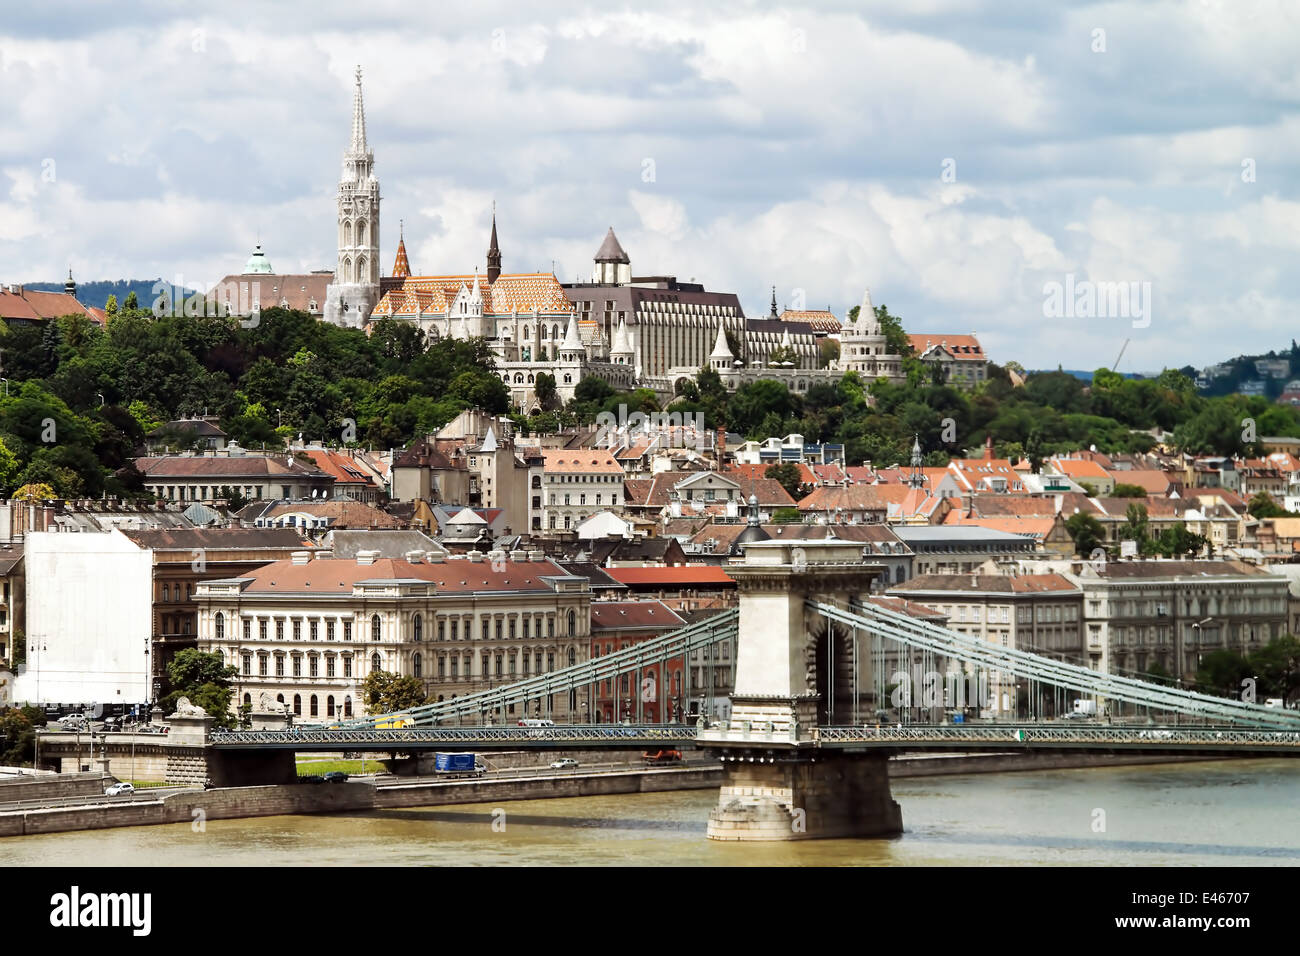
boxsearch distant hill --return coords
[25,278,201,313]
[1032,369,1148,382]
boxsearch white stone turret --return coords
[610,316,634,365]
[559,313,584,363]
[710,322,734,373]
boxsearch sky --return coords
[2,0,1298,373]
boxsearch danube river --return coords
[4,759,1299,865]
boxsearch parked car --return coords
[1062,711,1091,720]
[642,750,683,764]
[323,771,350,784]
[550,758,580,770]
[105,782,135,796]
[300,775,325,784]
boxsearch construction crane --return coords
[1112,338,1130,373]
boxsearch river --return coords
[3,759,1298,865]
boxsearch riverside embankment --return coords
[0,750,1233,838]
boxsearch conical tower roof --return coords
[392,224,411,278]
[561,313,583,351]
[710,323,733,360]
[594,227,629,263]
[611,316,633,354]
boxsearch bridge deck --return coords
[208,724,1300,756]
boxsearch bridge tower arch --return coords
[701,539,903,840]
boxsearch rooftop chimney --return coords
[404,550,424,563]
[356,549,380,566]
[291,551,311,565]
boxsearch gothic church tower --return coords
[324,66,381,328]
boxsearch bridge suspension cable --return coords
[333,609,739,729]
[813,598,1300,730]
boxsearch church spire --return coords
[487,202,502,283]
[392,220,410,278]
[349,65,368,156]
[769,285,778,319]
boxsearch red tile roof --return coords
[603,566,736,587]
[908,333,985,360]
[236,555,574,594]
[590,600,686,631]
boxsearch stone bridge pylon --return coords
[699,539,902,840]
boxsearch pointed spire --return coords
[64,267,76,298]
[391,223,411,278]
[769,285,778,319]
[710,322,733,361]
[561,313,583,353]
[349,65,368,155]
[594,227,629,263]
[480,426,498,453]
[857,288,876,331]
[487,203,502,283]
[779,326,792,348]
[611,316,633,356]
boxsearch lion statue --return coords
[169,696,207,718]
[257,691,286,714]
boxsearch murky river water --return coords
[4,759,1298,865]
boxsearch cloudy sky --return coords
[2,0,1297,372]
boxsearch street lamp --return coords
[0,378,8,397]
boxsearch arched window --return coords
[413,614,423,642]
[310,695,318,717]
[343,220,353,246]
[343,696,353,717]
[276,693,285,706]
[568,610,576,637]
[568,648,576,666]
[523,326,531,339]
[214,611,224,640]
[371,614,382,642]
[162,584,170,602]
[327,696,335,718]
[540,325,548,340]
[215,649,224,666]
[293,694,302,716]
[413,652,423,678]
[243,692,251,710]
[371,653,382,673]
[356,219,367,246]
[551,324,559,340]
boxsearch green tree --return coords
[1112,483,1147,498]
[0,705,46,766]
[1195,649,1253,698]
[1248,491,1291,519]
[161,648,239,730]
[1249,635,1300,703]
[123,290,139,311]
[534,372,558,410]
[105,294,118,316]
[1065,511,1106,558]
[362,670,428,714]
[764,463,805,500]
[771,507,801,524]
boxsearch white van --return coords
[517,718,555,727]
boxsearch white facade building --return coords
[15,532,154,707]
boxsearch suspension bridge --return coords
[213,539,1300,839]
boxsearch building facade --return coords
[195,549,592,723]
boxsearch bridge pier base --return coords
[707,753,901,841]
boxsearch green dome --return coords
[243,244,274,274]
